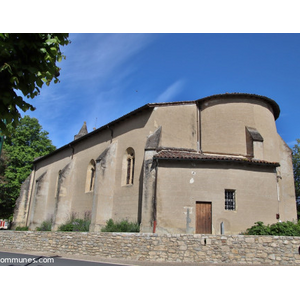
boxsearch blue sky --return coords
[22,33,300,150]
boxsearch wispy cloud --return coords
[20,33,157,148]
[155,79,185,103]
[62,33,154,87]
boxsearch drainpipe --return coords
[276,167,282,221]
[153,158,158,233]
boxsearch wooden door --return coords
[196,202,212,234]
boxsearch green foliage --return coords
[36,220,52,231]
[58,222,75,232]
[15,226,29,231]
[58,212,91,232]
[58,219,91,232]
[101,219,140,232]
[292,139,300,198]
[244,220,300,236]
[0,33,70,135]
[0,148,8,184]
[243,221,272,235]
[0,116,56,218]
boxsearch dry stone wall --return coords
[1,231,300,265]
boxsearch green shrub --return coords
[244,220,300,236]
[58,222,74,232]
[58,218,91,232]
[72,219,91,231]
[101,219,140,232]
[15,226,29,231]
[36,220,52,231]
[57,211,91,232]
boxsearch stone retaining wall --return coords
[1,231,300,265]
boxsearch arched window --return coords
[123,148,135,185]
[85,159,96,192]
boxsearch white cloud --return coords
[62,33,154,87]
[20,34,158,148]
[155,79,185,103]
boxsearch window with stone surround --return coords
[122,147,135,186]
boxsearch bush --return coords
[15,226,29,231]
[244,220,300,236]
[57,211,91,232]
[58,218,91,232]
[101,219,140,232]
[36,220,52,231]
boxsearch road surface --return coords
[0,251,124,266]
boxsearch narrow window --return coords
[126,157,132,184]
[225,190,236,210]
[123,148,135,186]
[90,166,95,191]
[85,160,96,192]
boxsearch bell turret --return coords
[74,121,88,140]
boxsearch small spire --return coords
[74,121,88,140]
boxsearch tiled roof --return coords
[154,149,280,167]
[33,93,280,164]
[196,93,280,120]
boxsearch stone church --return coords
[13,93,297,234]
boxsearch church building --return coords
[13,93,297,234]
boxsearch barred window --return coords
[225,190,236,210]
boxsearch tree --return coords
[0,33,70,136]
[293,139,300,198]
[292,139,300,220]
[0,116,56,219]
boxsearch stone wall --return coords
[1,231,300,265]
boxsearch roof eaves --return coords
[154,150,280,167]
[196,93,280,120]
[34,103,154,164]
[148,100,196,107]
[34,101,199,164]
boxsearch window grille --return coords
[225,190,236,210]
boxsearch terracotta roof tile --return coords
[154,150,280,167]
